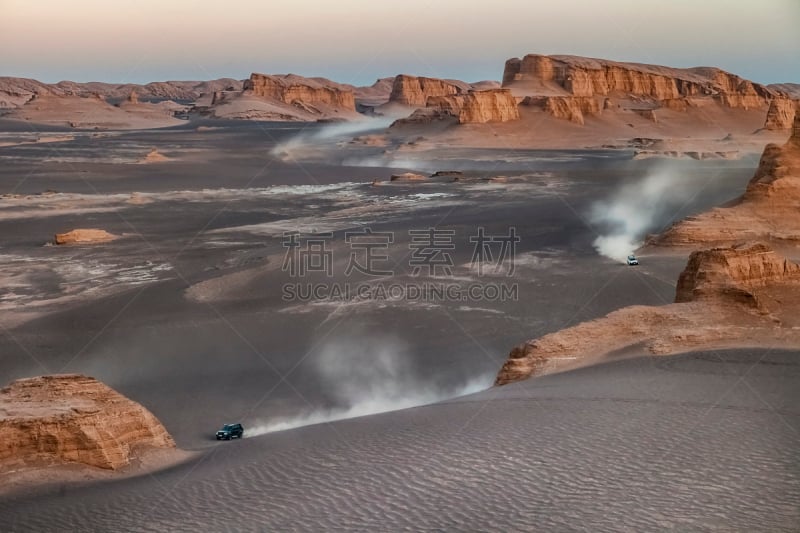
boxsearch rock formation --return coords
[495,243,800,385]
[139,148,171,163]
[501,54,777,124]
[653,114,800,246]
[503,54,772,105]
[54,229,116,245]
[426,89,520,123]
[764,98,798,130]
[0,374,175,470]
[0,76,244,108]
[203,73,361,121]
[675,243,800,309]
[243,73,355,112]
[388,75,468,107]
[390,172,428,182]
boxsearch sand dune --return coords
[1,350,797,530]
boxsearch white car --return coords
[627,255,639,266]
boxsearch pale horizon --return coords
[1,0,799,86]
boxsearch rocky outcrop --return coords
[675,242,800,308]
[139,148,171,163]
[243,73,356,112]
[0,375,175,470]
[390,172,427,182]
[388,75,467,107]
[653,115,800,246]
[764,98,798,130]
[426,89,520,124]
[495,243,800,385]
[54,229,116,245]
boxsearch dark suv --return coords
[216,423,244,440]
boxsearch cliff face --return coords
[388,75,467,107]
[501,54,776,124]
[426,89,520,123]
[495,243,800,385]
[503,54,772,105]
[243,73,356,111]
[0,375,175,470]
[653,115,800,246]
[764,98,798,130]
[520,95,602,125]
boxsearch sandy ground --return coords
[0,121,797,530]
[1,349,797,530]
[0,447,194,498]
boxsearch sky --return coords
[1,0,798,86]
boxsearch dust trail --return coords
[270,114,400,158]
[589,166,706,262]
[247,337,492,436]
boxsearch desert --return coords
[1,2,799,531]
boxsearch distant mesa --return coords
[0,374,175,471]
[389,75,468,107]
[0,82,185,129]
[201,73,360,121]
[502,53,780,127]
[496,242,800,385]
[387,75,519,124]
[54,228,116,245]
[244,73,356,111]
[652,113,800,247]
[0,76,244,109]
